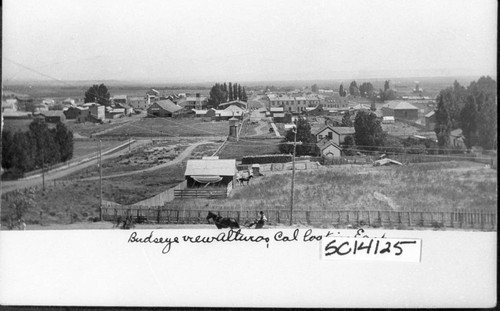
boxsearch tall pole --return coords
[99,139,103,221]
[290,128,297,226]
[41,148,45,192]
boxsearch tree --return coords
[353,111,385,152]
[434,89,453,150]
[460,99,478,149]
[84,84,111,106]
[237,84,242,100]
[311,84,319,93]
[341,111,353,127]
[466,76,497,150]
[241,87,248,102]
[228,82,233,101]
[359,82,374,98]
[2,130,14,170]
[279,117,315,156]
[27,118,60,167]
[233,83,238,100]
[341,135,356,156]
[54,122,74,162]
[384,80,390,92]
[383,136,404,155]
[208,83,226,108]
[349,81,360,97]
[339,84,347,97]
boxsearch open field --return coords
[98,117,230,137]
[72,139,125,159]
[217,138,283,160]
[165,161,497,213]
[63,140,190,179]
[1,162,187,226]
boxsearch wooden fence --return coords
[320,153,497,168]
[174,189,227,199]
[102,207,496,230]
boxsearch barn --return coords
[147,100,182,117]
[184,159,237,188]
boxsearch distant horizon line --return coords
[2,74,490,87]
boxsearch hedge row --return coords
[242,154,292,164]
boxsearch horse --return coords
[206,211,240,229]
[237,175,253,186]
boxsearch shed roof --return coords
[185,159,236,176]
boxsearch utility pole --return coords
[290,127,296,226]
[41,147,45,192]
[99,139,103,221]
[288,126,302,226]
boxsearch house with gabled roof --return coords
[314,125,355,157]
[316,139,343,157]
[314,125,355,145]
[147,99,182,117]
[382,101,418,120]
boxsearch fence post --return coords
[237,211,240,223]
[157,209,161,224]
[398,211,402,226]
[277,210,280,224]
[306,211,310,225]
[407,211,411,226]
[367,211,371,227]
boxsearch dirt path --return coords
[1,140,150,193]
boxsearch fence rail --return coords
[174,189,227,199]
[102,207,496,230]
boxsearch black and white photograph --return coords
[0,0,497,308]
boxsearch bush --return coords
[242,154,292,164]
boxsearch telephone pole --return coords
[99,140,103,221]
[41,148,45,192]
[288,126,302,226]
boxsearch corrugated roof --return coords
[185,159,236,176]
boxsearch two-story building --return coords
[314,125,355,157]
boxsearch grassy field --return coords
[188,142,221,159]
[72,139,125,159]
[166,161,497,213]
[99,117,230,137]
[1,161,187,226]
[217,138,283,160]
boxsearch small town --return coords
[2,77,497,230]
[0,0,497,308]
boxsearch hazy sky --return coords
[2,0,497,83]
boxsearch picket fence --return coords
[102,206,496,230]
